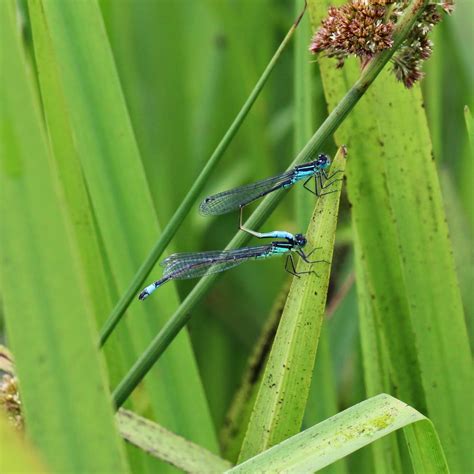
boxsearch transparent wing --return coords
[199,170,295,216]
[162,245,273,280]
[161,250,230,267]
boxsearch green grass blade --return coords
[226,394,449,473]
[238,147,346,461]
[0,2,129,471]
[355,76,471,471]
[112,0,431,408]
[403,422,450,474]
[117,410,232,473]
[378,82,472,472]
[99,5,306,345]
[27,0,123,388]
[353,241,404,472]
[29,0,217,454]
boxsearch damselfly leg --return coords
[303,169,344,197]
[238,206,270,239]
[285,254,316,278]
[297,247,330,265]
[238,206,260,238]
[320,169,344,194]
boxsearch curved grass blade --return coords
[226,394,449,473]
[99,3,308,345]
[112,0,431,409]
[117,410,232,474]
[237,147,346,461]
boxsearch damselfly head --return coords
[294,233,307,248]
[315,153,330,170]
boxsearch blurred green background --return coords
[1,0,472,472]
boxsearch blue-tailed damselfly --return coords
[138,232,322,300]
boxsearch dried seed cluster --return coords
[0,374,23,430]
[309,0,453,87]
[392,3,448,87]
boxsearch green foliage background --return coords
[0,0,472,472]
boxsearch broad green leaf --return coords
[0,413,48,473]
[28,0,218,456]
[227,394,449,473]
[353,243,404,472]
[238,147,347,461]
[117,410,232,473]
[310,0,473,471]
[0,2,129,472]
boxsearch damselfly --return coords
[138,232,322,300]
[200,154,341,216]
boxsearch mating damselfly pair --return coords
[139,154,342,300]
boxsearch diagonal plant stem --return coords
[112,0,429,408]
[99,2,308,347]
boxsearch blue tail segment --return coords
[138,277,169,300]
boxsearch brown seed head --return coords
[310,0,454,88]
[309,0,395,64]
